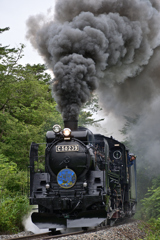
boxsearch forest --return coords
[0,28,160,238]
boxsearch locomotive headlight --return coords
[53,124,61,133]
[63,128,71,137]
[83,182,87,188]
[45,183,50,189]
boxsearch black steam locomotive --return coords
[29,121,137,229]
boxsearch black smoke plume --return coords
[26,0,160,122]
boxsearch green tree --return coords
[0,154,28,197]
[0,27,101,233]
[139,177,160,240]
[0,28,63,169]
[0,195,31,233]
[141,176,160,220]
[0,154,31,233]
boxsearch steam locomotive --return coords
[29,121,137,229]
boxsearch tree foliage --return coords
[0,27,101,233]
[0,28,63,233]
[0,154,28,196]
[0,154,31,233]
[0,29,63,169]
[141,176,160,220]
[0,195,31,233]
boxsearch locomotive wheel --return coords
[82,227,88,231]
[49,228,56,233]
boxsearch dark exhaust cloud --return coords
[26,0,160,121]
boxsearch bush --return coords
[0,154,31,233]
[141,176,160,220]
[0,195,31,233]
[140,218,160,240]
[0,154,28,197]
[138,176,160,239]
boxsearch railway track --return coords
[6,225,110,240]
[6,229,85,240]
[5,218,137,240]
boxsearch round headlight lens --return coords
[83,182,87,188]
[46,183,50,189]
[53,124,61,133]
[63,128,71,137]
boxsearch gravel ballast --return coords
[0,220,146,240]
[55,221,146,240]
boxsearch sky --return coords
[0,0,56,65]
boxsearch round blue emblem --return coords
[57,168,77,189]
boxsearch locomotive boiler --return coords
[29,121,137,229]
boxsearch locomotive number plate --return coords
[56,145,79,152]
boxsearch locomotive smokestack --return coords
[64,120,78,131]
